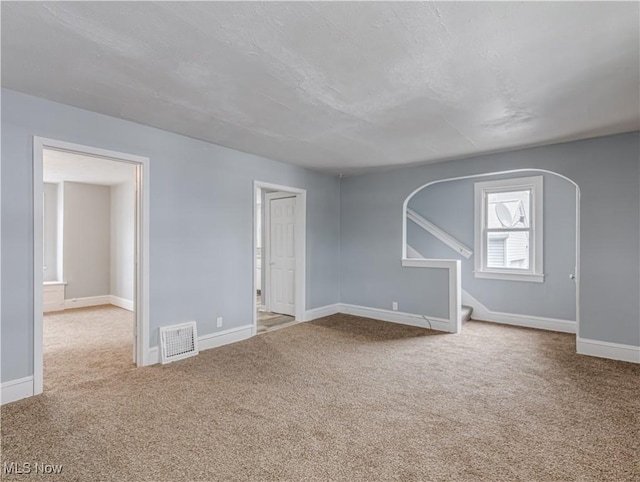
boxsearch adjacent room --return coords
[255,185,300,335]
[1,2,638,481]
[42,149,137,390]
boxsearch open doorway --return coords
[33,137,150,396]
[402,168,580,337]
[41,149,136,390]
[253,181,306,335]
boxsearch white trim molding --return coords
[304,304,341,322]
[43,282,65,312]
[147,324,254,365]
[51,295,133,311]
[33,136,151,398]
[253,181,307,335]
[339,304,452,332]
[63,295,111,310]
[401,169,580,335]
[473,270,545,283]
[474,175,544,283]
[577,338,640,364]
[462,289,575,333]
[400,258,462,333]
[1,376,34,405]
[110,295,134,311]
[406,208,473,258]
[406,245,423,259]
[407,245,573,334]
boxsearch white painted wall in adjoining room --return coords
[110,181,135,304]
[43,182,59,282]
[63,182,111,300]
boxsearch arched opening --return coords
[402,169,581,340]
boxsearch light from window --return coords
[474,176,543,282]
[486,190,530,269]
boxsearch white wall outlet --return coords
[216,317,223,328]
[392,302,398,311]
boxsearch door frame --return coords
[264,191,298,315]
[253,181,306,335]
[33,137,151,395]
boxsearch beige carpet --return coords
[2,314,639,481]
[43,305,135,391]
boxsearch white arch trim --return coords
[401,168,581,339]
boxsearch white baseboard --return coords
[1,376,34,405]
[304,303,341,321]
[147,324,254,365]
[462,290,576,334]
[145,347,160,366]
[64,295,111,310]
[110,295,134,311]
[60,295,132,311]
[198,324,254,351]
[43,300,65,313]
[577,338,640,363]
[43,283,65,312]
[339,303,452,332]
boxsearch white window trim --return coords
[474,175,544,283]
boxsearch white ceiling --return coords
[3,2,639,175]
[44,149,135,186]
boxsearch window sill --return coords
[474,271,544,283]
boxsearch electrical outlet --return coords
[216,317,223,328]
[392,302,398,311]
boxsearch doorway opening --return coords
[402,168,580,339]
[33,137,150,396]
[253,181,306,335]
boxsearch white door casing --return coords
[252,181,306,336]
[33,136,151,398]
[267,194,296,316]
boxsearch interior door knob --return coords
[569,274,576,280]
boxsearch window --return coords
[474,176,543,282]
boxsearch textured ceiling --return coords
[2,2,639,174]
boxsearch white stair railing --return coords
[406,208,473,259]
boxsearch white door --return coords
[268,196,296,316]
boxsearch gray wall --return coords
[1,88,341,383]
[63,182,111,299]
[407,172,576,321]
[110,181,135,302]
[341,132,640,347]
[2,86,637,384]
[43,182,58,282]
[43,178,136,301]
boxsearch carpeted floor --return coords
[43,305,135,391]
[2,314,638,481]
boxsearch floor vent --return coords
[159,322,199,364]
